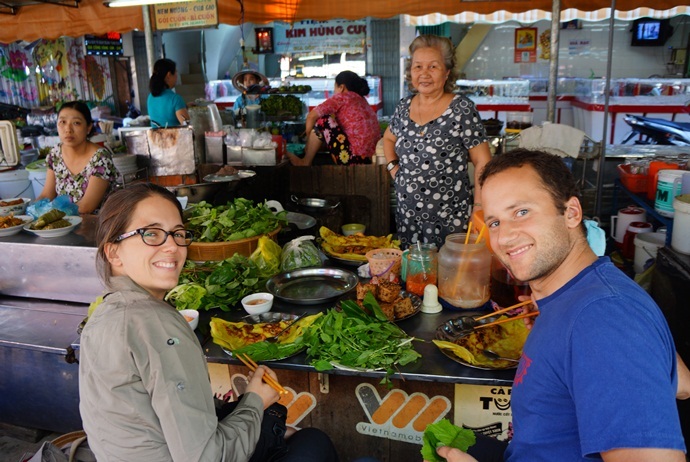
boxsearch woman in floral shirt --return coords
[287,71,380,166]
[38,101,116,213]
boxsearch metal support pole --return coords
[547,0,561,123]
[594,1,616,217]
[143,5,155,76]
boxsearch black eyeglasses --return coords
[115,227,194,247]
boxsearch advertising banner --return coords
[153,0,218,31]
[273,20,366,55]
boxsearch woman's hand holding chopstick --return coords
[238,353,283,408]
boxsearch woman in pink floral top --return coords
[287,71,380,166]
[38,101,116,214]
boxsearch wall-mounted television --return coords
[631,18,673,47]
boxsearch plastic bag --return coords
[27,195,79,218]
[249,236,283,277]
[281,236,321,272]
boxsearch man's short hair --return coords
[479,148,582,215]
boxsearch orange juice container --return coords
[405,244,438,296]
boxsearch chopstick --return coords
[235,353,288,395]
[473,311,540,330]
[475,299,533,321]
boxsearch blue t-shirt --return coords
[147,89,186,128]
[233,93,266,113]
[505,257,685,461]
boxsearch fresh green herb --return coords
[165,255,264,311]
[232,337,306,362]
[302,297,421,386]
[420,419,476,462]
[185,198,286,243]
[164,283,207,310]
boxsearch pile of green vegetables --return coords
[302,293,421,385]
[165,255,264,311]
[260,94,303,117]
[185,198,286,242]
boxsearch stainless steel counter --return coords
[0,214,103,303]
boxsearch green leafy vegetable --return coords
[165,283,206,310]
[232,337,306,362]
[302,298,421,386]
[280,236,322,272]
[420,419,476,462]
[166,255,265,311]
[185,198,286,243]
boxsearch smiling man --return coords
[474,148,685,462]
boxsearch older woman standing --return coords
[383,35,491,249]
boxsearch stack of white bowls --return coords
[112,154,139,184]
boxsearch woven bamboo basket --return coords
[187,226,281,261]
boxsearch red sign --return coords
[514,28,537,63]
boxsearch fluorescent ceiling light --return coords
[106,0,191,7]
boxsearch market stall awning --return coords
[0,0,143,42]
[217,0,690,24]
[405,6,690,25]
[3,0,690,43]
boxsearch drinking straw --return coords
[474,223,487,245]
[235,353,288,395]
[464,221,473,245]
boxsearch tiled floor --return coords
[0,428,60,462]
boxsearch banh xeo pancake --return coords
[319,226,400,261]
[433,316,529,368]
[210,313,322,351]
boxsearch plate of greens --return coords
[302,294,421,384]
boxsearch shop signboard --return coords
[273,20,366,55]
[153,0,218,31]
[84,33,123,56]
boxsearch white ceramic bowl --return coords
[0,198,30,216]
[241,292,274,315]
[342,223,366,236]
[23,215,82,238]
[178,309,199,330]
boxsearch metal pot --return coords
[166,182,223,204]
[291,195,340,214]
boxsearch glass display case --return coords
[208,75,383,115]
[573,78,690,104]
[454,79,530,104]
[527,77,579,95]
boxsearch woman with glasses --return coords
[79,183,338,461]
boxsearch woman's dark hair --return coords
[149,59,177,96]
[96,183,182,284]
[58,101,95,137]
[335,71,370,96]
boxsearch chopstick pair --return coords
[474,311,540,331]
[475,299,533,322]
[235,353,288,395]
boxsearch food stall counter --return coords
[200,300,515,386]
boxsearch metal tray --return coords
[266,267,358,305]
[203,170,256,183]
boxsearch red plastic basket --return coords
[618,164,648,193]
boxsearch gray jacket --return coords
[79,276,263,461]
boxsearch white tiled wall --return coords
[463,17,690,80]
